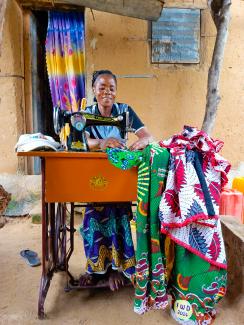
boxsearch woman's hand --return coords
[129,137,152,151]
[100,137,125,150]
[129,127,154,151]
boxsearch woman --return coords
[80,70,153,291]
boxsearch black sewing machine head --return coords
[53,106,134,151]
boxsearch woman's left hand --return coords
[129,137,151,151]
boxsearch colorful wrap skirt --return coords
[169,243,227,325]
[80,203,136,279]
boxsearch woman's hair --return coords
[92,70,117,87]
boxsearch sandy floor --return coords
[0,217,243,325]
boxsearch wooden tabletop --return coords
[17,151,107,158]
[17,150,138,203]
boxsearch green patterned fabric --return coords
[133,144,169,313]
[106,147,143,170]
[170,244,227,324]
[107,144,170,313]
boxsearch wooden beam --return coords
[201,0,232,135]
[0,0,7,55]
[23,11,33,134]
[16,0,164,21]
[15,0,84,12]
[164,0,208,9]
[23,10,34,174]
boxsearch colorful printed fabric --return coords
[46,11,85,112]
[80,203,136,279]
[170,244,227,325]
[106,147,143,170]
[107,145,170,313]
[158,126,230,268]
[134,144,170,314]
[107,142,228,324]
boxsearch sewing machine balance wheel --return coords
[53,106,62,135]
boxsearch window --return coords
[151,8,200,64]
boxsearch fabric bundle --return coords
[158,126,230,268]
[157,126,230,324]
[107,126,231,325]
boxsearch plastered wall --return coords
[85,1,244,167]
[0,1,243,174]
[0,0,25,174]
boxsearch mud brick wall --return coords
[221,216,244,300]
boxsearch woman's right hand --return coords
[100,137,125,150]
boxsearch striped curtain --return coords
[46,11,85,112]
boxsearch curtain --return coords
[46,11,85,112]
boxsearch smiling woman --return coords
[79,69,153,290]
[85,70,153,151]
[92,70,117,110]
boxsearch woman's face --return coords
[93,74,117,108]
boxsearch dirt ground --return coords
[0,217,243,325]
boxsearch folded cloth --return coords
[15,133,61,152]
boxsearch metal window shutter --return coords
[152,8,200,64]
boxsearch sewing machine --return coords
[53,106,134,151]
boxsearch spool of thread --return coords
[80,98,87,111]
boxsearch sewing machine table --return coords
[17,151,137,319]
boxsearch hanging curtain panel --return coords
[46,11,85,111]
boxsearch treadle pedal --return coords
[64,279,133,291]
[65,279,110,290]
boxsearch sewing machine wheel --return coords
[54,203,67,270]
[53,106,62,135]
